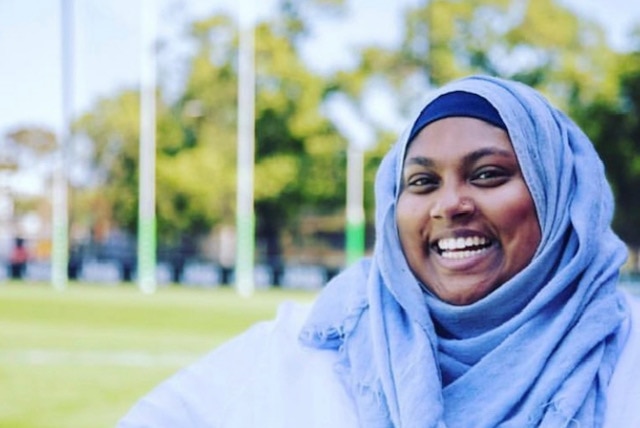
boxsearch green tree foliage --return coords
[6,127,57,154]
[74,9,347,260]
[503,0,619,108]
[342,0,616,115]
[574,47,640,248]
[176,9,350,262]
[162,13,239,243]
[254,14,347,261]
[74,17,237,246]
[75,91,141,232]
[3,127,57,189]
[0,127,55,222]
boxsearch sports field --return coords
[0,281,318,428]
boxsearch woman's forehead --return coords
[404,117,515,160]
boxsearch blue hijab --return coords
[300,75,631,427]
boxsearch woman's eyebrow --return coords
[464,147,514,164]
[404,147,514,169]
[404,156,434,168]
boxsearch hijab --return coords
[300,75,630,427]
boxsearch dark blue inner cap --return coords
[408,91,507,142]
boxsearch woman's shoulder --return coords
[622,287,640,312]
[118,300,355,428]
[620,288,640,358]
[615,288,640,370]
[605,288,640,427]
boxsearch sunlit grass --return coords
[0,281,318,428]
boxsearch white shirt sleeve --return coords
[605,290,640,427]
[117,301,358,428]
[117,317,275,427]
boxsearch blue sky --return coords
[0,0,639,139]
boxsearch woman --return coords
[119,75,640,427]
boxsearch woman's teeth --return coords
[436,236,491,259]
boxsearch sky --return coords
[1,0,639,140]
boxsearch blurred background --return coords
[2,1,640,426]
[1,0,640,290]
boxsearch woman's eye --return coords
[471,167,510,186]
[406,174,439,191]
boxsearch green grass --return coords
[0,281,318,428]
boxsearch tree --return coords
[335,0,617,118]
[73,8,349,270]
[4,127,58,192]
[2,126,57,221]
[172,9,350,270]
[574,47,640,251]
[253,19,348,268]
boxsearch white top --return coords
[118,291,640,428]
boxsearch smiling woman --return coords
[118,76,640,428]
[397,93,542,305]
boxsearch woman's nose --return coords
[429,185,475,220]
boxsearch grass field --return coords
[0,281,318,428]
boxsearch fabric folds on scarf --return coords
[299,75,630,427]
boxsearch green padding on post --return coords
[235,214,255,295]
[346,220,365,265]
[137,217,156,292]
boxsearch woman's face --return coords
[396,117,541,305]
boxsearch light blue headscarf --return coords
[300,75,631,427]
